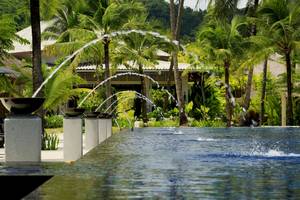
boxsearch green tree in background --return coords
[198,16,249,127]
[259,0,300,125]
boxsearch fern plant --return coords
[43,64,90,111]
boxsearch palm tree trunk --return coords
[139,65,148,123]
[170,0,188,126]
[30,0,45,136]
[260,58,268,126]
[164,59,174,111]
[200,74,206,103]
[103,36,111,112]
[242,0,259,111]
[285,51,293,125]
[30,0,43,96]
[243,65,254,110]
[224,60,232,127]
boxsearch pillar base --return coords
[85,118,98,152]
[5,116,41,163]
[106,118,112,138]
[98,119,107,144]
[63,118,82,162]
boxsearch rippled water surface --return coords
[26,127,300,199]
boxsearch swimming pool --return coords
[25,127,300,199]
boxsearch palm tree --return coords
[198,0,261,113]
[39,0,64,20]
[94,0,145,111]
[0,16,28,60]
[30,0,44,97]
[45,0,145,111]
[242,0,260,111]
[113,26,174,122]
[259,0,300,125]
[206,0,239,22]
[242,33,275,125]
[43,66,90,111]
[198,16,248,127]
[169,0,188,126]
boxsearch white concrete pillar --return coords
[85,118,98,152]
[98,118,107,144]
[5,116,41,162]
[106,118,112,138]
[63,118,82,162]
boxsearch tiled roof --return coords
[76,60,191,72]
[9,21,56,54]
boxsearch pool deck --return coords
[0,134,89,163]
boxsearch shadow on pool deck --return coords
[0,176,52,200]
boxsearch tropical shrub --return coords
[45,115,63,128]
[148,107,164,121]
[77,88,105,112]
[251,73,281,125]
[148,119,179,127]
[190,75,225,120]
[190,119,226,127]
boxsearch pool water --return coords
[25,127,300,199]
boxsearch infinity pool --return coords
[25,127,300,199]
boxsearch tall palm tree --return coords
[259,0,300,125]
[170,0,188,126]
[30,0,43,97]
[97,0,145,111]
[44,0,145,112]
[242,0,260,111]
[113,20,175,122]
[197,0,264,114]
[198,16,248,127]
[113,32,159,122]
[242,33,275,125]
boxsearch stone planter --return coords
[0,97,45,163]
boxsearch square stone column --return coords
[106,118,112,138]
[63,117,82,162]
[98,118,107,144]
[5,116,42,163]
[85,118,98,152]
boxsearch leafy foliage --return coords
[45,115,63,128]
[189,74,225,120]
[77,88,105,111]
[43,65,90,111]
[0,16,29,59]
[251,73,281,125]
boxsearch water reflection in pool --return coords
[26,127,300,199]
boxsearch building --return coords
[6,21,292,125]
[9,21,194,104]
